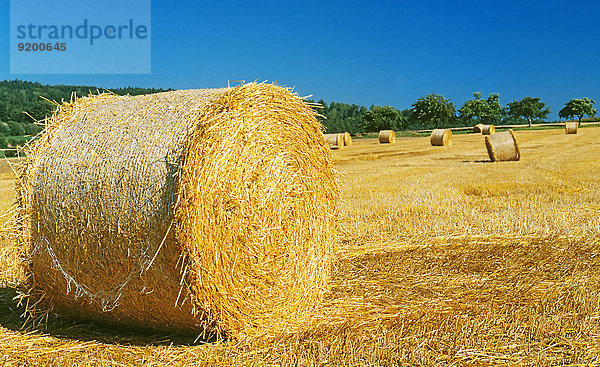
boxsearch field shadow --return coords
[462,159,493,163]
[0,286,216,346]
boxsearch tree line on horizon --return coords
[315,94,598,134]
[0,80,597,146]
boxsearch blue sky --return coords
[1,0,599,118]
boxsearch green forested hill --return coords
[0,80,168,155]
[0,79,168,124]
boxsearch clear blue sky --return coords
[1,0,599,119]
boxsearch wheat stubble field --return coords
[1,127,600,366]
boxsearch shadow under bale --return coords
[0,285,209,346]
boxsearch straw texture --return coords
[378,130,396,144]
[324,133,344,150]
[485,129,521,162]
[565,122,578,134]
[481,125,495,135]
[430,129,452,146]
[16,83,339,337]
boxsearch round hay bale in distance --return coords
[16,83,339,337]
[485,129,520,162]
[565,122,578,134]
[324,133,344,149]
[379,130,396,144]
[342,132,352,146]
[473,124,484,133]
[481,124,495,135]
[430,129,452,146]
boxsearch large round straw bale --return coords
[379,130,396,144]
[324,133,344,150]
[342,132,352,146]
[565,122,578,134]
[473,124,484,133]
[485,129,520,162]
[430,129,452,146]
[16,83,339,337]
[481,124,495,135]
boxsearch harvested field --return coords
[1,127,600,365]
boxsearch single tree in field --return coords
[559,98,597,126]
[361,105,405,132]
[507,97,550,127]
[459,92,504,125]
[409,93,456,129]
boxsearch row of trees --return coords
[410,93,597,129]
[318,94,597,133]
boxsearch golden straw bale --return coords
[342,132,352,146]
[16,83,339,337]
[473,124,484,133]
[378,130,396,144]
[324,133,344,150]
[485,129,520,162]
[565,122,578,134]
[481,124,495,135]
[430,129,452,146]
